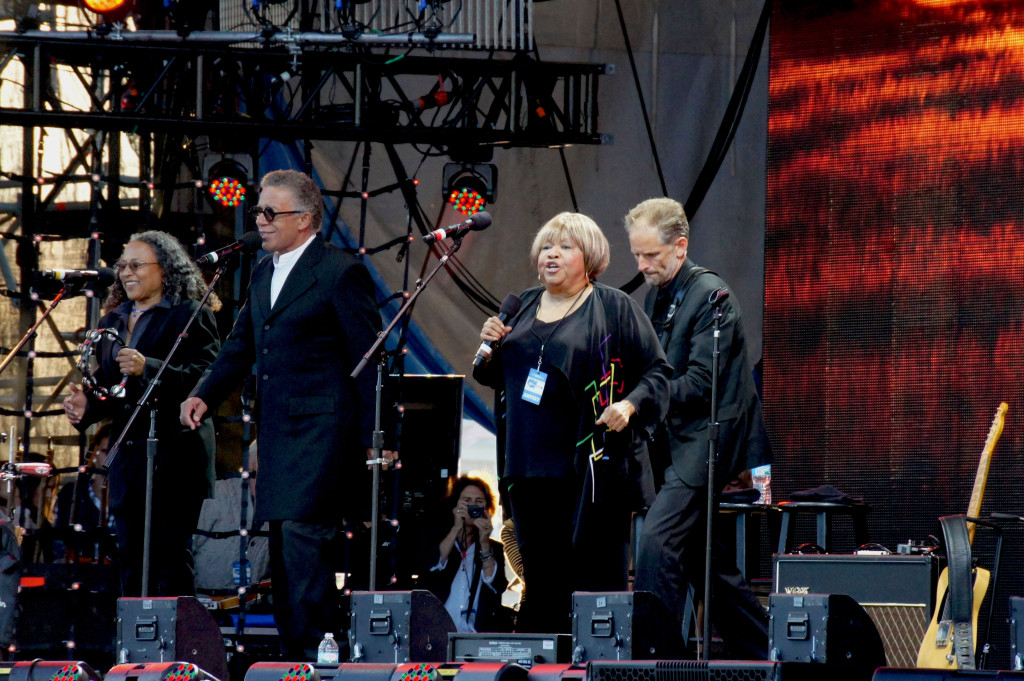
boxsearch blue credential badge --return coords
[521,368,547,405]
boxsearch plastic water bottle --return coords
[751,464,772,505]
[317,632,340,665]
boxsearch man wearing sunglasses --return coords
[181,169,385,660]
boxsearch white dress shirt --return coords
[270,233,317,307]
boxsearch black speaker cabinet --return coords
[1011,596,1024,671]
[570,592,684,662]
[115,597,228,681]
[769,593,886,669]
[773,553,938,667]
[349,591,455,663]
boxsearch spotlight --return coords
[83,0,126,10]
[207,158,249,208]
[443,163,496,217]
[82,0,132,24]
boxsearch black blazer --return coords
[644,259,772,488]
[193,235,381,524]
[78,299,220,511]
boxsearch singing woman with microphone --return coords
[63,230,221,597]
[474,212,671,633]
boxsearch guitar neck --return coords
[965,402,1008,544]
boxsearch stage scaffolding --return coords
[0,0,604,472]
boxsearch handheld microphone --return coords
[424,212,492,244]
[708,287,729,308]
[196,231,263,266]
[4,462,52,477]
[40,267,117,287]
[473,293,523,367]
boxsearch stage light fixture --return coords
[443,163,496,217]
[106,663,218,681]
[81,0,133,24]
[83,0,126,10]
[6,661,101,681]
[207,159,248,208]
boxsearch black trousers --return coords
[634,466,769,659]
[507,477,630,634]
[114,490,203,598]
[268,520,341,660]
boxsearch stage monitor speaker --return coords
[570,592,684,662]
[349,591,455,663]
[769,593,886,669]
[115,597,228,681]
[774,553,938,667]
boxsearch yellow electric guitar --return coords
[916,402,1007,669]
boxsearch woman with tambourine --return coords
[62,230,221,597]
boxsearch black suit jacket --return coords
[645,259,771,488]
[79,299,220,511]
[193,234,381,524]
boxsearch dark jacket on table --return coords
[474,282,671,511]
[78,298,219,511]
[192,234,381,525]
[419,537,510,633]
[645,259,771,488]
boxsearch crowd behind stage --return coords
[6,170,774,661]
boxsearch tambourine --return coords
[77,328,128,400]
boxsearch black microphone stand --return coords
[105,260,229,597]
[351,235,466,591]
[0,282,83,377]
[700,299,725,661]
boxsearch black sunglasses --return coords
[249,206,306,222]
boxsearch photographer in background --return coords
[419,475,511,632]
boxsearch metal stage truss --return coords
[0,32,604,146]
[0,12,605,471]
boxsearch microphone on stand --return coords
[708,287,730,308]
[40,268,117,286]
[473,293,523,367]
[424,212,492,244]
[195,231,263,266]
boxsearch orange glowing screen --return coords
[765,1,1024,664]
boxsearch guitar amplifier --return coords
[773,553,939,668]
